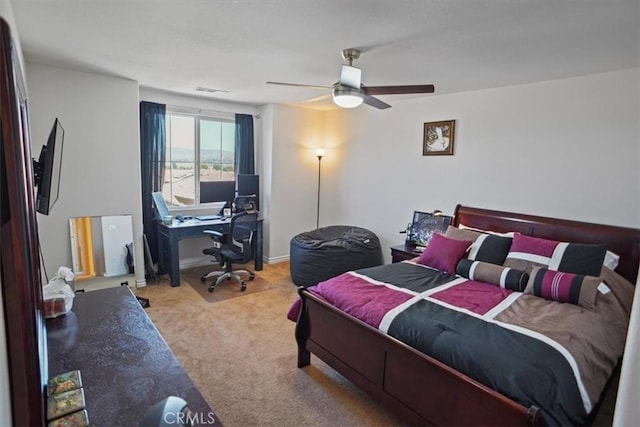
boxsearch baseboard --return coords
[179,255,289,268]
[265,255,289,264]
[179,257,216,270]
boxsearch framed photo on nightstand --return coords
[409,211,453,247]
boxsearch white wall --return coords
[266,104,325,260]
[25,63,145,286]
[614,274,640,425]
[613,67,640,426]
[323,68,640,260]
[258,104,275,260]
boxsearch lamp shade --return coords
[332,85,364,108]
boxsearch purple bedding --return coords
[289,260,633,426]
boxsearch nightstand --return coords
[390,244,422,263]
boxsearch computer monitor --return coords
[200,181,236,204]
[237,174,259,211]
[152,192,170,219]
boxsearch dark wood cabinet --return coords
[47,287,221,425]
[390,244,422,263]
[0,18,48,425]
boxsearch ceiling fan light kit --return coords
[332,85,363,108]
[267,48,435,109]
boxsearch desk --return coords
[157,217,263,287]
[47,287,221,425]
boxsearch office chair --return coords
[200,209,258,292]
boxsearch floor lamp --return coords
[315,148,325,229]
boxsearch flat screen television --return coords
[34,118,64,215]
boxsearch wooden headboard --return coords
[453,205,640,285]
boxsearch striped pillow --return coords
[503,233,606,277]
[445,226,513,266]
[456,259,528,291]
[525,267,601,310]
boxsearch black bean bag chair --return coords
[290,225,383,287]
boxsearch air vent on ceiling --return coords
[195,86,229,94]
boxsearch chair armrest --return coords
[204,230,224,239]
[241,239,253,259]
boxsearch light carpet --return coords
[135,262,404,427]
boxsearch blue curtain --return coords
[235,113,254,175]
[140,101,166,264]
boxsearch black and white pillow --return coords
[503,233,606,277]
[445,226,513,265]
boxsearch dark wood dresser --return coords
[47,286,221,426]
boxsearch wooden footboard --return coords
[295,288,541,426]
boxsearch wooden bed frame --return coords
[295,204,640,426]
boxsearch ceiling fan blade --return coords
[266,81,331,89]
[363,95,392,110]
[340,65,361,89]
[303,94,332,104]
[364,84,435,95]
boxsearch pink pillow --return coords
[417,233,472,275]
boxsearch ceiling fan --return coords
[266,48,435,109]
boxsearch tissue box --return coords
[43,278,75,319]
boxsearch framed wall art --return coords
[423,120,455,156]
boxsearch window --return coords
[162,111,235,208]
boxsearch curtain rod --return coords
[165,103,261,119]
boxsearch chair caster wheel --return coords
[249,275,255,281]
[241,283,247,291]
[200,275,207,282]
[208,286,215,293]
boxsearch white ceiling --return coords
[11,0,640,111]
